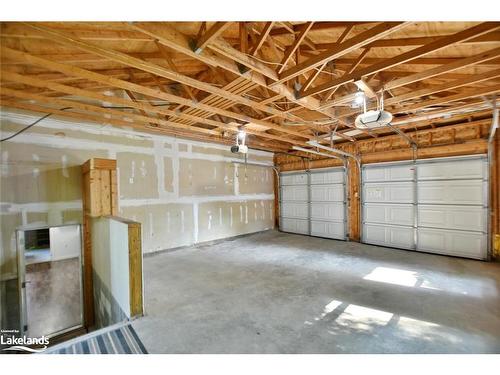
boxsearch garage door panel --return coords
[311,202,344,221]
[281,185,309,201]
[417,228,486,259]
[417,158,486,181]
[310,169,344,184]
[363,164,414,182]
[417,180,486,205]
[281,173,308,186]
[311,185,344,202]
[418,205,486,232]
[363,224,415,250]
[280,218,309,235]
[363,182,414,203]
[311,220,345,239]
[363,204,414,226]
[281,202,308,219]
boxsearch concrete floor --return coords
[132,230,500,353]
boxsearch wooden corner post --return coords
[81,158,118,328]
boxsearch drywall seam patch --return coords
[193,203,198,243]
[118,194,274,206]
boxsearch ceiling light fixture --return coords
[354,90,365,106]
[354,90,393,129]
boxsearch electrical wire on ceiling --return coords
[0,107,73,142]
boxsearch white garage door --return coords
[362,155,488,260]
[280,167,347,240]
[416,157,488,259]
[310,168,346,239]
[362,161,416,250]
[280,171,309,235]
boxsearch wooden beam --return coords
[129,22,341,120]
[385,68,500,106]
[270,22,370,36]
[393,84,500,114]
[193,22,231,53]
[250,22,274,56]
[334,83,500,121]
[155,42,197,101]
[319,48,371,103]
[313,31,500,50]
[22,23,299,123]
[1,46,310,140]
[2,99,290,152]
[276,22,410,84]
[1,70,306,147]
[383,46,500,91]
[302,22,500,98]
[126,219,143,317]
[239,22,248,54]
[1,87,222,135]
[278,22,314,74]
[301,25,354,93]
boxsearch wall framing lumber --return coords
[81,158,118,329]
[276,22,409,84]
[1,46,309,140]
[301,22,500,98]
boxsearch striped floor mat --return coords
[45,323,147,354]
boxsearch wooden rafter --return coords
[275,22,410,84]
[1,21,499,151]
[21,23,303,122]
[278,22,314,74]
[302,22,500,98]
[128,22,341,120]
[250,22,274,56]
[193,22,231,54]
[1,46,310,140]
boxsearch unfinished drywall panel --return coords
[197,200,274,243]
[26,212,49,226]
[1,109,274,263]
[119,203,194,252]
[117,152,159,199]
[237,165,274,195]
[179,158,235,197]
[0,120,155,150]
[62,209,83,224]
[163,156,174,193]
[91,217,130,327]
[191,145,238,159]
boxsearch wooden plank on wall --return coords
[100,170,111,216]
[81,158,119,329]
[128,222,143,317]
[348,158,360,241]
[81,163,94,328]
[111,170,118,216]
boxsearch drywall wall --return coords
[91,217,130,327]
[0,109,275,282]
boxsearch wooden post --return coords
[81,158,118,328]
[273,155,280,229]
[347,158,361,241]
[128,221,143,317]
[492,132,500,257]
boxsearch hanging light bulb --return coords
[237,130,246,141]
[354,90,365,106]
